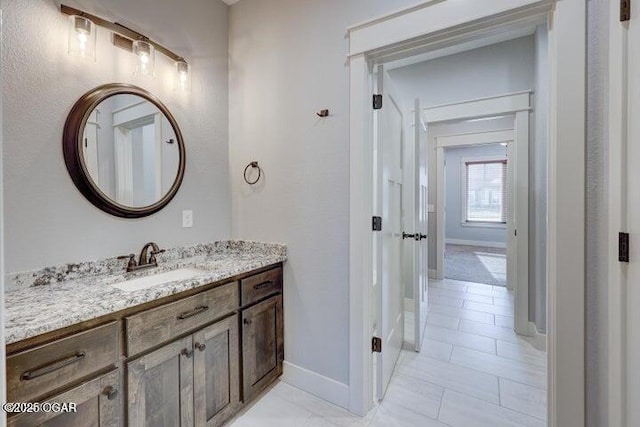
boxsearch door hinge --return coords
[372,216,382,231]
[373,94,383,110]
[621,0,631,21]
[619,232,630,262]
[372,336,382,353]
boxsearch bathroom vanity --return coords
[4,241,286,427]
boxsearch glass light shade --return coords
[68,15,96,61]
[174,60,191,92]
[133,40,155,78]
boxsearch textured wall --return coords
[229,0,418,387]
[2,0,230,274]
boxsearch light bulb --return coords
[68,15,96,61]
[133,40,155,78]
[174,60,191,93]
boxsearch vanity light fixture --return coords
[61,5,188,84]
[67,15,96,60]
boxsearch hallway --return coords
[230,279,546,427]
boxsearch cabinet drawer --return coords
[7,322,118,403]
[241,267,282,306]
[125,282,238,356]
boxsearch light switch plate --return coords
[182,210,193,228]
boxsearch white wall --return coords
[2,0,230,274]
[389,37,535,108]
[229,0,418,393]
[444,144,508,247]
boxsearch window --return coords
[464,159,507,223]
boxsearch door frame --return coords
[347,1,585,426]
[428,92,530,336]
[608,0,633,424]
[435,128,523,333]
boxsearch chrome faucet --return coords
[118,242,166,272]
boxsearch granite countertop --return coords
[4,241,286,345]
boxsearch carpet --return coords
[444,244,507,287]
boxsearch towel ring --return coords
[244,161,262,185]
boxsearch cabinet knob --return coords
[243,318,252,325]
[195,342,206,352]
[103,386,118,400]
[181,348,194,358]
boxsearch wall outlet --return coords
[182,210,193,228]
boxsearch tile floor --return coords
[229,279,547,427]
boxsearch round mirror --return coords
[63,84,185,218]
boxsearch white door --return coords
[403,99,429,351]
[374,65,404,399]
[414,100,429,351]
[627,9,640,424]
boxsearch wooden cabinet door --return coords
[7,369,120,427]
[241,295,284,401]
[193,315,240,427]
[127,335,194,427]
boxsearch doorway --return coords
[348,1,586,424]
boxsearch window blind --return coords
[465,160,507,223]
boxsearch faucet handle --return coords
[149,249,166,265]
[117,254,137,271]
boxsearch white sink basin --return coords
[110,268,207,292]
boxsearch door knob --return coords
[195,342,206,352]
[402,232,416,240]
[418,234,427,240]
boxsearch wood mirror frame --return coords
[63,83,186,218]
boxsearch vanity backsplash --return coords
[6,240,287,292]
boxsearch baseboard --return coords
[281,361,349,410]
[528,322,547,351]
[445,238,506,249]
[428,269,437,279]
[404,297,414,312]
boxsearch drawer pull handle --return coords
[21,352,86,381]
[103,386,118,400]
[177,305,209,320]
[195,342,207,352]
[181,348,194,358]
[253,280,274,290]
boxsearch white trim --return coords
[347,0,553,56]
[437,129,515,148]
[445,239,506,249]
[348,1,585,423]
[436,146,445,280]
[514,110,530,336]
[606,0,626,423]
[425,92,530,124]
[428,269,437,279]
[546,2,586,424]
[528,321,547,352]
[348,53,372,416]
[404,297,414,313]
[282,361,350,410]
[460,222,507,229]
